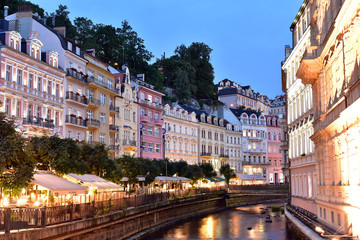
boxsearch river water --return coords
[146,201,301,240]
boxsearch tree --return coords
[0,110,34,193]
[0,0,45,18]
[200,163,217,178]
[185,164,203,186]
[81,142,111,177]
[219,164,236,189]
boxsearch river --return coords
[145,200,301,240]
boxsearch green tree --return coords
[0,111,34,193]
[200,163,217,178]
[81,142,111,177]
[185,164,203,186]
[0,0,45,18]
[219,164,236,189]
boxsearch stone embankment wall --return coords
[1,192,285,240]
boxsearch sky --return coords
[29,0,303,99]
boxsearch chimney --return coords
[86,49,96,57]
[285,45,291,59]
[54,26,66,37]
[4,6,9,17]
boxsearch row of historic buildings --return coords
[0,6,284,184]
[283,0,360,238]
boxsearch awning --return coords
[252,175,266,180]
[154,176,178,182]
[236,174,254,181]
[32,173,88,196]
[176,177,192,182]
[120,176,145,182]
[66,173,122,192]
[213,176,225,182]
[203,177,219,183]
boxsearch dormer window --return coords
[76,47,80,55]
[46,51,59,68]
[7,31,22,51]
[68,42,72,50]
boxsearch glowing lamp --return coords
[3,198,9,207]
[34,201,40,207]
[315,226,324,234]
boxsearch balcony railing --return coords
[66,68,88,83]
[122,139,137,147]
[109,124,119,132]
[140,115,150,122]
[22,116,55,129]
[200,152,212,156]
[219,154,229,158]
[109,104,120,113]
[154,118,163,126]
[108,145,120,151]
[87,119,100,127]
[88,97,101,106]
[243,161,270,166]
[66,91,88,105]
[1,79,63,104]
[65,115,87,127]
[139,99,163,109]
[87,76,119,94]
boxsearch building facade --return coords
[282,0,317,215]
[84,51,120,158]
[217,79,271,114]
[297,0,360,236]
[136,79,164,159]
[111,65,138,157]
[0,21,65,137]
[163,104,199,165]
[231,109,268,180]
[266,115,284,184]
[224,122,243,173]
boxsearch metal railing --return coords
[87,76,119,94]
[65,115,87,127]
[200,152,212,156]
[66,91,88,105]
[109,104,120,113]
[66,68,88,83]
[122,139,137,147]
[87,119,100,127]
[109,124,119,132]
[22,116,55,129]
[0,187,225,233]
[88,97,101,106]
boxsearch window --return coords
[100,134,105,143]
[16,101,21,117]
[98,75,103,85]
[37,77,42,91]
[154,128,160,137]
[100,93,106,104]
[147,126,153,135]
[155,144,160,153]
[5,99,10,115]
[141,108,146,116]
[67,131,71,138]
[87,131,93,142]
[147,143,153,152]
[100,113,105,123]
[154,112,159,119]
[17,70,22,85]
[28,74,33,89]
[5,66,11,81]
[133,112,136,121]
[87,110,93,119]
[47,81,52,94]
[148,111,152,118]
[108,80,112,89]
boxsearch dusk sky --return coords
[29,0,303,99]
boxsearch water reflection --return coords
[146,201,298,240]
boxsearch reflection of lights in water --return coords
[258,218,264,232]
[199,216,214,238]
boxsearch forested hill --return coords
[1,1,218,104]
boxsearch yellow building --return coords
[84,51,120,158]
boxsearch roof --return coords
[290,0,310,30]
[231,108,261,118]
[66,173,122,191]
[218,87,237,96]
[32,173,88,195]
[251,175,267,180]
[203,177,220,183]
[154,176,191,182]
[236,174,254,181]
[213,176,225,182]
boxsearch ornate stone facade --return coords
[297,0,360,236]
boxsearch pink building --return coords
[266,116,284,184]
[136,79,164,159]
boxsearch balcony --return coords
[139,99,163,110]
[65,115,87,128]
[140,115,150,122]
[87,76,119,94]
[109,104,120,113]
[219,154,229,158]
[108,145,120,151]
[242,161,270,166]
[22,116,55,129]
[248,136,263,141]
[154,118,164,126]
[65,91,88,105]
[66,68,88,84]
[200,152,212,156]
[109,124,119,132]
[88,97,101,107]
[122,139,137,147]
[87,119,100,128]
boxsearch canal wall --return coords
[1,192,285,240]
